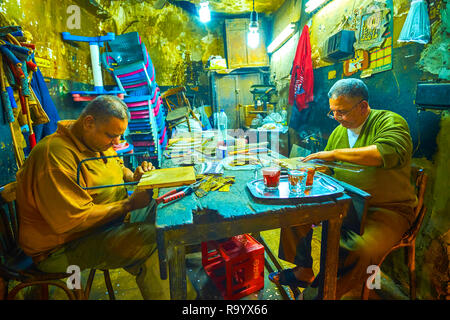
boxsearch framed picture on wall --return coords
[351,0,394,78]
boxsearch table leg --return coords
[168,244,187,300]
[156,230,168,280]
[256,234,300,300]
[319,216,343,300]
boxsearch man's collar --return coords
[56,120,91,154]
[349,110,371,135]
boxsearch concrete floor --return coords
[69,228,298,300]
[35,228,298,300]
[12,227,409,300]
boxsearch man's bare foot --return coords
[292,266,315,283]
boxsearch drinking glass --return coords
[305,167,316,189]
[288,169,306,193]
[261,163,281,191]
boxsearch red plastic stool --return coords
[201,234,265,300]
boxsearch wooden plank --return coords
[319,216,345,300]
[167,244,187,300]
[156,229,168,280]
[137,166,196,189]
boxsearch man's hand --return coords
[128,189,152,211]
[302,145,383,167]
[133,161,155,181]
[302,150,336,163]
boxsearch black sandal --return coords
[268,269,312,288]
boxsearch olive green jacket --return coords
[325,109,417,221]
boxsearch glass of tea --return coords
[261,163,281,191]
[305,167,316,189]
[288,169,306,193]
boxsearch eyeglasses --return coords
[327,99,364,120]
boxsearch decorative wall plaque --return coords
[354,1,391,51]
[352,0,394,78]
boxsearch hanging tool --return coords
[0,55,23,168]
[5,33,37,149]
[0,26,23,38]
[18,58,36,148]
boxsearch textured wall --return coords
[0,0,102,83]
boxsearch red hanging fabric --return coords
[288,25,314,111]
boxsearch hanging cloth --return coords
[288,25,314,112]
[398,0,431,44]
[30,57,60,143]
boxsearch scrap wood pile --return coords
[0,25,51,168]
[194,174,235,197]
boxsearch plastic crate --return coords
[201,234,265,300]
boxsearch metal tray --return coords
[246,174,345,204]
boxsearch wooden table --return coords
[155,165,351,300]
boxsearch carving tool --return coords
[158,179,204,204]
[156,186,189,204]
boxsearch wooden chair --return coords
[361,166,429,300]
[85,268,115,300]
[161,86,201,132]
[0,182,115,300]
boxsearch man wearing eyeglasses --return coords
[271,78,417,299]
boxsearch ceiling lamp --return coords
[305,0,328,13]
[199,1,211,23]
[247,0,260,49]
[267,23,296,53]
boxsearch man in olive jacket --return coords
[272,78,417,299]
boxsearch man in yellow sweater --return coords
[16,95,196,300]
[270,78,417,299]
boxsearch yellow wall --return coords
[0,0,102,83]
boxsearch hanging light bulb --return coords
[199,1,211,23]
[247,26,260,49]
[247,0,260,49]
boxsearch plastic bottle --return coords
[218,109,228,144]
[216,109,228,159]
[281,107,288,126]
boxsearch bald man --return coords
[16,95,196,300]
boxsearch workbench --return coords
[155,160,352,300]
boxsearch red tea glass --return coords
[262,166,281,190]
[305,167,316,188]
